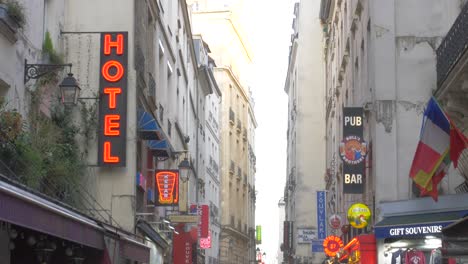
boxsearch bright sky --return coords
[243,0,296,263]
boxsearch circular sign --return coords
[339,135,367,165]
[347,203,371,229]
[329,214,342,229]
[323,235,344,257]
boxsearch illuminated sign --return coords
[341,107,365,193]
[155,170,179,205]
[256,225,262,244]
[200,231,211,249]
[98,32,128,166]
[323,235,344,257]
[347,203,371,229]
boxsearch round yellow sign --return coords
[347,203,371,229]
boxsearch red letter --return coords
[104,87,122,109]
[104,34,124,55]
[103,142,119,163]
[102,60,124,82]
[104,115,120,136]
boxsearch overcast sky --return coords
[243,0,296,262]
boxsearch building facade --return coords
[188,1,258,262]
[320,0,468,262]
[282,1,326,263]
[0,0,224,263]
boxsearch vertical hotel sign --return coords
[98,32,128,166]
[317,191,327,239]
[339,107,366,193]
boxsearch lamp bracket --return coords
[24,59,73,84]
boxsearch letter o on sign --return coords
[102,60,124,82]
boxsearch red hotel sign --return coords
[98,32,128,167]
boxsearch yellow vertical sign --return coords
[256,225,262,244]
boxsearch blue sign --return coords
[374,222,453,239]
[312,239,324,253]
[317,191,327,239]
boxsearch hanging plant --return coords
[5,0,26,28]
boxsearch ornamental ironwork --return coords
[436,2,468,87]
[24,59,72,84]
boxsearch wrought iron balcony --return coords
[436,2,468,87]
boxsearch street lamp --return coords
[178,156,192,182]
[59,73,81,105]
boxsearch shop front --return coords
[442,215,468,261]
[374,195,468,264]
[0,178,150,263]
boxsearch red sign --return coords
[200,230,211,249]
[323,235,344,257]
[98,32,128,167]
[173,229,194,264]
[155,170,179,205]
[190,204,209,238]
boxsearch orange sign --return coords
[155,170,179,205]
[323,235,344,257]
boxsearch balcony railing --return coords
[436,2,468,87]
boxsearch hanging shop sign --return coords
[155,170,179,206]
[329,214,342,229]
[375,222,451,239]
[340,107,366,193]
[323,235,344,257]
[98,32,128,167]
[283,221,293,252]
[347,203,371,229]
[256,225,262,244]
[200,231,211,249]
[190,204,209,238]
[317,191,327,239]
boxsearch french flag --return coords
[409,97,450,193]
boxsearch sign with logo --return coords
[329,214,342,229]
[200,231,211,249]
[98,32,128,167]
[317,191,327,239]
[347,203,371,229]
[341,107,366,193]
[339,135,367,165]
[155,170,179,205]
[297,229,315,243]
[256,225,262,244]
[374,222,453,239]
[323,235,344,257]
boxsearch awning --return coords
[137,109,163,140]
[136,220,170,249]
[0,178,150,263]
[374,211,468,239]
[0,179,104,249]
[443,216,468,236]
[147,139,173,158]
